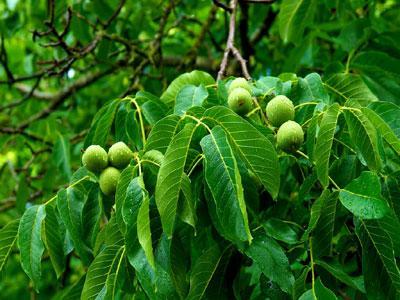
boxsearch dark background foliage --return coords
[0,0,400,298]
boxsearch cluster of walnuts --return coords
[82,142,133,195]
[227,78,304,153]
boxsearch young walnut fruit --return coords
[276,120,304,153]
[82,145,108,173]
[228,87,253,115]
[108,141,133,169]
[99,167,121,196]
[266,95,295,127]
[228,77,252,94]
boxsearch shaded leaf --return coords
[355,218,400,299]
[245,232,294,293]
[187,244,225,300]
[278,0,317,44]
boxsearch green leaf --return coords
[245,232,294,293]
[137,193,155,269]
[177,173,196,231]
[145,115,181,153]
[114,105,129,144]
[278,0,317,44]
[339,172,389,219]
[18,205,46,291]
[314,278,337,300]
[315,259,365,292]
[139,92,169,125]
[52,133,72,181]
[122,176,146,227]
[57,187,93,265]
[0,219,20,272]
[81,245,125,300]
[122,175,155,269]
[161,70,215,104]
[298,289,313,300]
[292,267,310,299]
[200,126,252,243]
[84,99,121,148]
[355,218,400,299]
[115,165,138,234]
[186,244,225,300]
[362,105,400,155]
[303,189,330,238]
[352,51,400,103]
[344,108,381,170]
[43,205,65,278]
[155,123,197,237]
[174,84,208,116]
[314,103,340,187]
[55,275,86,300]
[204,106,280,198]
[368,102,400,138]
[263,218,298,245]
[126,110,143,150]
[311,191,338,258]
[325,73,378,106]
[82,186,102,248]
[104,214,124,247]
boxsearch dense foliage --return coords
[1,0,400,299]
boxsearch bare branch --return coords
[217,0,251,80]
[212,0,232,12]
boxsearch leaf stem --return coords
[340,106,361,113]
[345,49,355,74]
[133,153,142,176]
[184,114,212,133]
[44,175,90,206]
[309,238,317,300]
[333,137,356,154]
[295,102,319,110]
[328,176,341,190]
[252,98,269,125]
[187,154,204,177]
[130,98,147,144]
[296,150,309,160]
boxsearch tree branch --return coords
[212,0,232,12]
[217,0,251,80]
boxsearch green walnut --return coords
[266,95,295,127]
[228,87,253,115]
[228,77,252,94]
[99,167,121,196]
[277,120,304,153]
[108,141,133,169]
[82,145,108,172]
